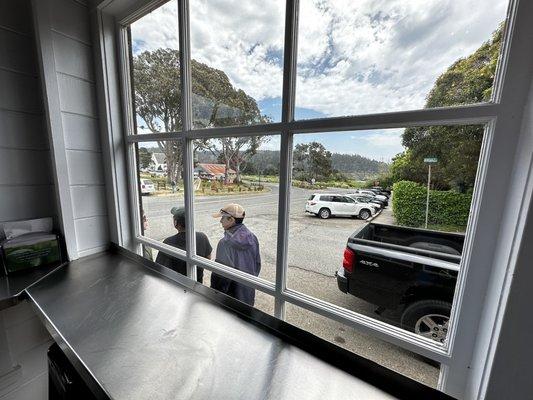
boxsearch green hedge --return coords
[392,181,472,228]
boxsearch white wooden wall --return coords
[0,0,56,229]
[34,0,109,259]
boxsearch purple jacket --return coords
[210,224,261,306]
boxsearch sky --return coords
[130,0,508,161]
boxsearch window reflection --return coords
[129,0,181,134]
[190,0,285,128]
[296,0,508,118]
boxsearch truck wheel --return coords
[318,208,331,219]
[359,209,371,220]
[401,300,451,344]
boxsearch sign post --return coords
[424,157,438,228]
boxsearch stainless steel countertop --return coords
[25,250,452,400]
[0,264,61,310]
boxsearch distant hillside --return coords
[142,147,388,180]
[331,153,388,179]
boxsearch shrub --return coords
[392,181,472,228]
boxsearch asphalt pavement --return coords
[141,184,439,387]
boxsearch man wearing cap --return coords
[211,203,261,306]
[155,207,212,283]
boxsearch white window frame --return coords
[92,0,533,398]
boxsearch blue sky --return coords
[258,97,403,161]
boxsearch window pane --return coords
[135,141,189,275]
[190,0,285,128]
[192,135,281,301]
[129,1,181,134]
[285,304,439,388]
[296,0,509,119]
[142,244,276,316]
[288,125,485,345]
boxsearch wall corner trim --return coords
[32,0,79,260]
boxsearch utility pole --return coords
[425,164,431,228]
[424,157,438,229]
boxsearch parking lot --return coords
[142,184,439,387]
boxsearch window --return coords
[295,0,508,118]
[99,0,533,396]
[129,1,181,135]
[287,126,484,346]
[189,0,285,128]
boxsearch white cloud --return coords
[295,0,507,116]
[130,1,179,52]
[130,0,508,119]
[357,130,404,148]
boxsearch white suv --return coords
[305,193,375,220]
[140,179,156,194]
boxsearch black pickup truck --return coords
[336,223,464,343]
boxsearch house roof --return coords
[197,163,236,175]
[152,153,166,164]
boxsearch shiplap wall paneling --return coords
[0,0,57,227]
[71,185,107,219]
[52,31,94,81]
[0,111,49,150]
[0,28,37,75]
[49,0,109,257]
[62,112,101,151]
[0,71,42,113]
[0,149,53,186]
[75,216,109,256]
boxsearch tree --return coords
[199,136,269,184]
[133,48,269,183]
[138,147,152,169]
[393,26,504,191]
[244,150,280,175]
[228,136,269,183]
[388,150,427,184]
[293,142,333,181]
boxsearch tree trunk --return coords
[235,163,241,184]
[224,158,231,184]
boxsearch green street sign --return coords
[424,157,438,164]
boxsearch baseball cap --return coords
[212,203,245,218]
[170,207,185,220]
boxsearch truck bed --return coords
[349,223,464,263]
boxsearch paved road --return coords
[142,185,439,387]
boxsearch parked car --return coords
[198,172,215,180]
[336,223,464,343]
[372,186,391,196]
[369,188,390,198]
[353,194,386,208]
[352,190,389,206]
[356,189,389,201]
[140,179,155,195]
[346,194,382,211]
[305,194,375,220]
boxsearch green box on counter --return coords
[1,233,62,275]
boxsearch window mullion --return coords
[275,0,300,319]
[119,25,142,254]
[178,0,197,280]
